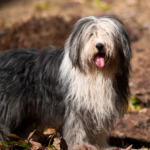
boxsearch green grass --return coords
[35,3,49,11]
[92,0,111,10]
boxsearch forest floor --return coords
[1,0,150,149]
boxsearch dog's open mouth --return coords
[94,52,108,68]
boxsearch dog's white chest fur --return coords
[60,53,118,130]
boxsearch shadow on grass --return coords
[109,137,150,149]
[0,0,26,7]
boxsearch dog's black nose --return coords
[96,43,104,51]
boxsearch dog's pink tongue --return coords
[95,56,105,68]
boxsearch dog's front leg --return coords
[63,111,98,150]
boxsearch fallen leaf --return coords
[28,129,43,142]
[126,145,132,150]
[53,138,61,150]
[30,140,42,150]
[4,134,27,143]
[1,140,9,147]
[43,129,56,135]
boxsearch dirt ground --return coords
[1,0,150,149]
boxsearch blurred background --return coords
[0,0,150,149]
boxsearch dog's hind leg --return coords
[0,124,11,141]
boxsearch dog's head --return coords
[65,16,132,73]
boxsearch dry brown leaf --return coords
[28,129,43,142]
[30,140,42,150]
[4,134,25,142]
[126,145,132,150]
[43,128,56,135]
[53,137,61,150]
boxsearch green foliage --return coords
[127,96,141,113]
[1,140,9,147]
[24,139,28,143]
[0,128,63,150]
[92,0,110,10]
[130,96,139,109]
[48,134,55,147]
[35,3,49,11]
[1,140,30,150]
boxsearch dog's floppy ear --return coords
[113,18,132,114]
[120,29,132,65]
[113,18,132,64]
[65,17,95,71]
[68,26,82,69]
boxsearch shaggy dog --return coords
[0,16,132,149]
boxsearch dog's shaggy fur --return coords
[0,16,132,149]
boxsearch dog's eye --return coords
[90,33,93,37]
